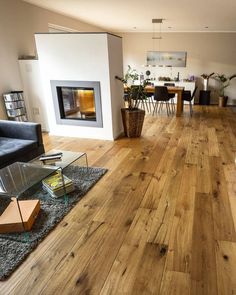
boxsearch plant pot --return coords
[219,96,228,107]
[121,108,145,138]
[203,78,208,91]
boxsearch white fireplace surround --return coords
[35,32,124,140]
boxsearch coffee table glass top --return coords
[32,150,87,170]
[0,162,57,198]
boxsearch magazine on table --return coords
[42,171,74,198]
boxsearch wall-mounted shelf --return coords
[3,91,28,121]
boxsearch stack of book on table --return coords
[42,171,74,198]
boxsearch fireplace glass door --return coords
[51,80,102,128]
[58,87,96,121]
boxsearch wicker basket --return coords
[121,108,145,138]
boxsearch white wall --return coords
[107,34,124,137]
[119,32,236,104]
[35,33,123,140]
[19,60,49,131]
[0,0,103,119]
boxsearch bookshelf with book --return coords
[3,91,28,122]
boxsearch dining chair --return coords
[153,86,172,116]
[144,82,155,113]
[164,83,176,112]
[182,86,198,116]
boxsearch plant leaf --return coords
[229,74,236,80]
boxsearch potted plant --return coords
[115,65,147,138]
[200,72,215,91]
[213,74,236,107]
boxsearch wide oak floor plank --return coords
[215,240,236,294]
[190,192,218,295]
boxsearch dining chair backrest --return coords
[145,82,154,97]
[182,86,198,101]
[164,83,175,99]
[154,86,169,101]
[164,83,175,87]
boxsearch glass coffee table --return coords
[0,150,88,234]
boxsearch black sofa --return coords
[0,120,45,169]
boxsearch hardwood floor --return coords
[1,106,236,294]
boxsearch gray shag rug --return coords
[0,165,107,280]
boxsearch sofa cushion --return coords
[0,137,38,165]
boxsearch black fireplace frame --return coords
[50,80,103,128]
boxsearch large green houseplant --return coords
[115,65,147,137]
[214,73,236,107]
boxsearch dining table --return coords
[144,85,185,117]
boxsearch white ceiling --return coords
[24,0,236,32]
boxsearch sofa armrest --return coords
[0,120,43,145]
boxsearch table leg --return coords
[59,168,68,206]
[85,153,89,174]
[16,198,25,232]
[16,198,29,242]
[176,90,183,117]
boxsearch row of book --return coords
[5,100,25,110]
[12,115,28,122]
[7,107,26,117]
[3,92,24,102]
[42,171,74,198]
